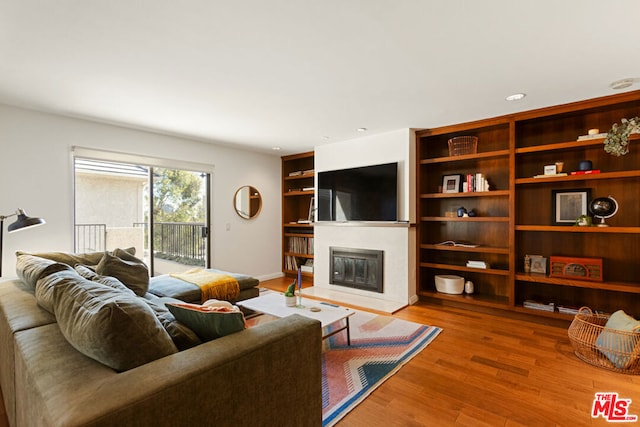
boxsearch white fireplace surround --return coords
[309,129,417,313]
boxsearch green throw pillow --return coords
[95,250,149,297]
[595,310,640,369]
[166,303,245,342]
[144,299,202,351]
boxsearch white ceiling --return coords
[1,1,639,155]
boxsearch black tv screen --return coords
[317,162,398,222]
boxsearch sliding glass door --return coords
[74,158,210,275]
[150,167,209,275]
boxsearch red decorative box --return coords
[549,256,603,281]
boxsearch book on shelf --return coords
[461,172,490,193]
[302,186,314,191]
[436,240,480,248]
[302,169,315,175]
[569,170,600,175]
[577,133,607,141]
[533,173,568,178]
[288,170,303,177]
[557,305,579,315]
[466,260,489,269]
[523,300,555,312]
[287,236,314,254]
[284,255,299,271]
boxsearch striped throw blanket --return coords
[170,268,240,301]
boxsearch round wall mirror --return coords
[234,186,262,219]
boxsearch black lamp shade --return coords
[7,210,46,233]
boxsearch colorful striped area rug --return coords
[321,310,442,426]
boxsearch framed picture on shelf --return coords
[552,188,591,225]
[442,174,463,193]
[530,256,547,274]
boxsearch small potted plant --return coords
[603,117,640,156]
[284,281,297,307]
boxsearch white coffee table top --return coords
[237,292,354,328]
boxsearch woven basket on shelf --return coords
[567,307,640,374]
[447,136,478,156]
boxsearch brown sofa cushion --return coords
[53,277,177,371]
[15,253,74,290]
[95,249,149,297]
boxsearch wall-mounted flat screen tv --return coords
[317,162,398,222]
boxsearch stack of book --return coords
[462,173,490,192]
[466,260,489,269]
[523,300,555,312]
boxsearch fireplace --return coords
[329,247,383,293]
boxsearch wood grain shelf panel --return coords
[420,149,510,164]
[420,190,510,199]
[515,273,640,293]
[420,244,510,254]
[420,262,510,276]
[421,216,509,222]
[515,170,640,185]
[418,290,509,308]
[515,225,640,233]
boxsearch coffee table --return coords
[237,292,354,345]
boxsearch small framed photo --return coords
[442,174,463,193]
[552,188,591,225]
[530,256,547,274]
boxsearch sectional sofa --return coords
[0,250,322,426]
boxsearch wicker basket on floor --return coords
[567,307,640,374]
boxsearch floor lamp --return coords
[0,209,46,277]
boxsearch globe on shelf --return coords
[589,195,619,227]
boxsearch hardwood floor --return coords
[1,277,637,426]
[266,278,640,426]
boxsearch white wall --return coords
[314,129,416,306]
[0,105,281,280]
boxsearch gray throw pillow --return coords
[74,264,135,295]
[53,278,177,371]
[15,253,73,290]
[95,249,149,297]
[17,250,106,268]
[35,268,85,314]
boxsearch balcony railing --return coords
[77,222,205,266]
[135,222,206,266]
[75,224,107,253]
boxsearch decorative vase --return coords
[284,295,296,307]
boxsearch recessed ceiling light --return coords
[357,128,367,132]
[610,78,636,90]
[271,146,281,151]
[505,93,526,101]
